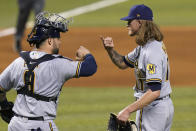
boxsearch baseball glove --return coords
[0,101,14,123]
[107,113,138,131]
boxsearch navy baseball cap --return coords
[120,4,153,21]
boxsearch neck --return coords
[34,48,52,54]
[33,44,53,54]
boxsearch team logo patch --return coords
[147,64,156,74]
[137,14,140,18]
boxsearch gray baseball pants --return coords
[8,116,58,131]
[136,97,174,131]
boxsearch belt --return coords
[155,94,170,101]
[14,113,44,121]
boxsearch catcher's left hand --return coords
[107,113,138,131]
[0,101,14,123]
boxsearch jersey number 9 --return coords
[24,70,35,93]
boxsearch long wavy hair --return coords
[136,20,163,46]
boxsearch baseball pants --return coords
[8,116,58,131]
[136,97,174,131]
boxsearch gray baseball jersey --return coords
[125,40,172,98]
[0,51,80,120]
[124,40,174,131]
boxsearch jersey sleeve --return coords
[55,58,80,80]
[0,59,18,91]
[56,54,97,80]
[145,49,163,83]
[124,46,141,68]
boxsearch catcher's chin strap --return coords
[17,51,60,102]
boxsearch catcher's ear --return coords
[48,38,52,45]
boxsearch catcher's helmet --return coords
[27,12,72,48]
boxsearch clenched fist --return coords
[100,36,114,50]
[76,46,90,61]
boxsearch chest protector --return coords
[17,51,63,102]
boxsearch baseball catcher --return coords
[107,113,138,131]
[0,11,97,131]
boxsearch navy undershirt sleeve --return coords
[147,82,161,91]
[79,54,97,77]
[123,56,134,68]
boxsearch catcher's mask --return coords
[27,12,72,48]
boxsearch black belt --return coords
[155,94,170,101]
[14,113,44,121]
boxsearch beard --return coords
[52,42,59,54]
[52,48,59,54]
[128,30,138,36]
